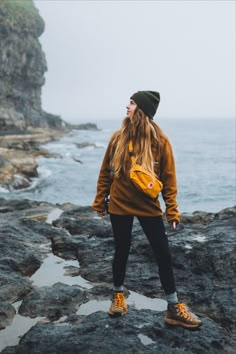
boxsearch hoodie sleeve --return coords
[92,138,113,213]
[160,138,181,223]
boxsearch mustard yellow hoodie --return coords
[92,130,180,223]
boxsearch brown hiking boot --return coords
[108,292,128,317]
[165,303,202,329]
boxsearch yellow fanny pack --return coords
[129,141,163,200]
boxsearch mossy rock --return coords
[0,0,44,37]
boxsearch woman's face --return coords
[126,99,137,118]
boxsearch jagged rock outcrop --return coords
[0,0,65,130]
[0,199,235,353]
[0,129,64,189]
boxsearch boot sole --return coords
[108,310,128,317]
[165,317,202,329]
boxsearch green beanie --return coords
[130,91,160,119]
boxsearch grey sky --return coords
[34,0,235,123]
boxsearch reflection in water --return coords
[77,290,167,316]
[46,208,63,224]
[31,253,92,289]
[0,245,167,351]
[0,253,92,352]
[137,334,156,346]
[0,302,44,351]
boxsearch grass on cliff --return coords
[0,0,41,32]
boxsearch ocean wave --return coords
[38,167,53,179]
[95,142,106,148]
[0,186,9,193]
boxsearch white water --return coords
[0,118,235,213]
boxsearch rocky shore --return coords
[0,129,63,190]
[0,199,235,353]
[0,123,98,191]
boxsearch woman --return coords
[92,90,202,329]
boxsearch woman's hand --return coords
[97,211,106,218]
[167,222,184,236]
[168,221,177,229]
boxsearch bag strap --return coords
[128,141,136,164]
[129,140,161,177]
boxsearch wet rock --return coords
[71,123,98,130]
[0,302,16,330]
[0,130,64,190]
[51,234,82,260]
[0,271,32,303]
[63,265,80,277]
[2,310,234,354]
[215,206,236,220]
[0,200,71,304]
[11,174,32,190]
[75,142,96,149]
[19,283,87,321]
[0,199,235,353]
[181,210,215,225]
[52,206,236,334]
[0,253,41,277]
[0,198,42,212]
[52,210,112,238]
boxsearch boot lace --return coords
[113,292,125,308]
[177,303,194,320]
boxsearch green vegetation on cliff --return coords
[0,0,44,36]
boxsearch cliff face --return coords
[0,0,64,130]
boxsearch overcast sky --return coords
[34,0,235,123]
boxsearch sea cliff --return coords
[0,0,64,130]
[0,0,97,190]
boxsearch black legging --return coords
[110,214,176,295]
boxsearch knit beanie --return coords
[130,91,160,119]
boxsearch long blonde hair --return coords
[110,108,161,177]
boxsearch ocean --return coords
[0,118,235,213]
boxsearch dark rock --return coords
[11,174,32,190]
[0,198,41,211]
[52,211,112,238]
[70,123,98,130]
[0,199,235,353]
[52,206,236,335]
[0,156,9,167]
[63,265,80,277]
[0,302,16,330]
[19,283,87,321]
[0,254,41,277]
[43,112,67,130]
[0,271,32,303]
[0,200,70,303]
[1,310,234,354]
[181,210,215,225]
[75,142,96,149]
[215,206,236,220]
